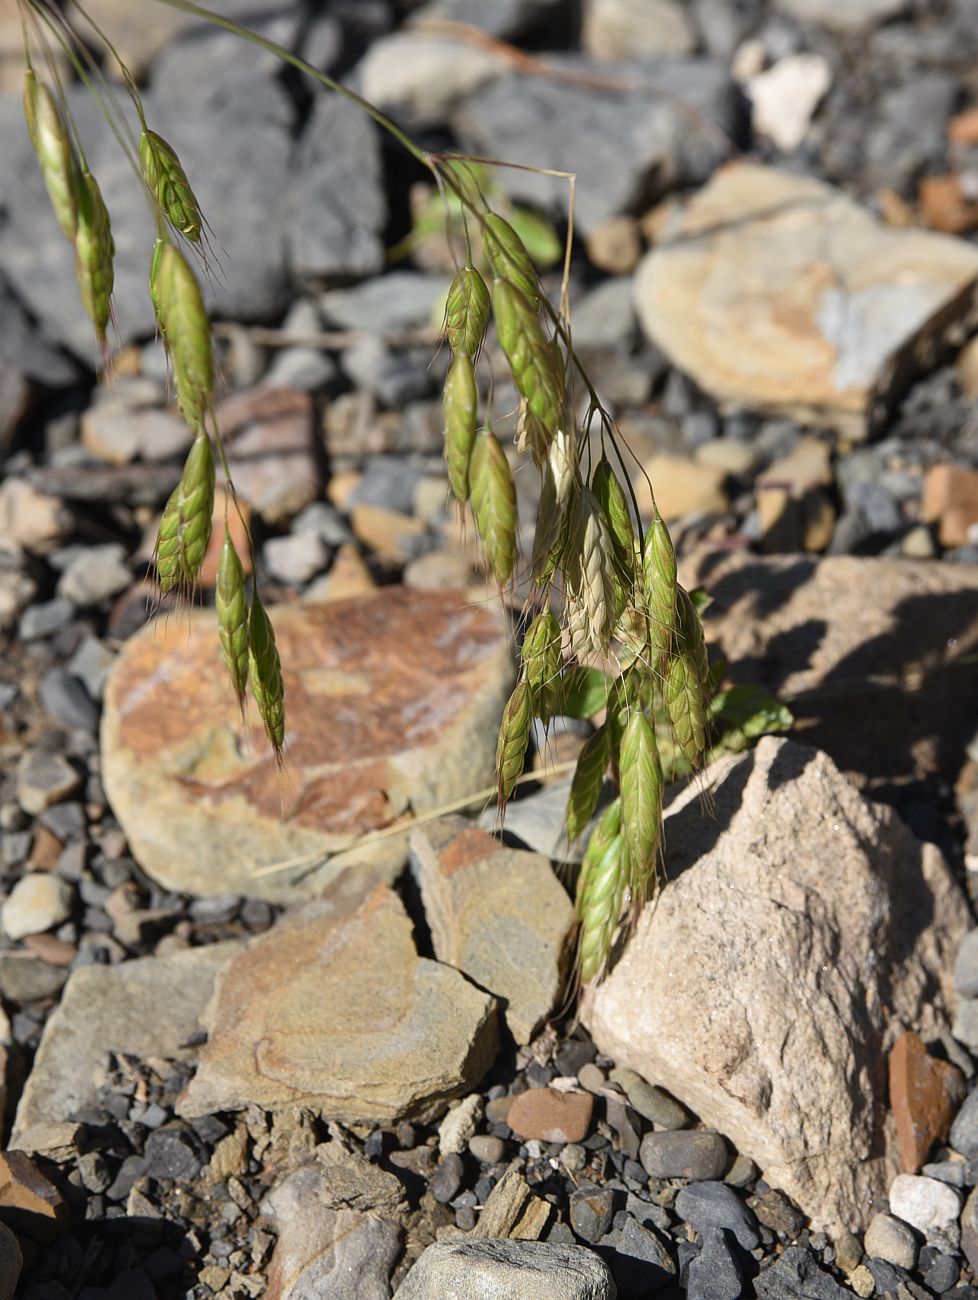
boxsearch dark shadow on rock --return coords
[660,749,754,883]
[696,555,817,622]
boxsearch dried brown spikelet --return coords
[575,796,626,984]
[24,72,79,242]
[565,724,609,843]
[469,429,517,587]
[156,433,215,593]
[492,278,564,450]
[644,509,677,668]
[495,679,532,805]
[443,353,478,503]
[216,528,250,711]
[445,265,490,359]
[139,129,203,242]
[619,710,662,906]
[521,610,562,720]
[156,242,214,436]
[482,212,540,309]
[515,399,550,464]
[73,168,114,345]
[249,595,286,756]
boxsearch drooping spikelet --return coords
[565,724,609,843]
[155,433,215,594]
[155,242,213,435]
[495,679,532,805]
[443,353,478,503]
[575,796,626,984]
[139,128,203,242]
[665,587,710,770]
[592,458,635,594]
[566,490,618,656]
[643,507,677,669]
[249,594,286,757]
[619,709,663,906]
[24,72,79,242]
[492,278,564,452]
[444,265,490,360]
[482,212,540,310]
[216,527,250,712]
[521,610,562,720]
[469,429,517,587]
[73,167,115,346]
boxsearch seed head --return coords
[73,168,115,345]
[24,72,79,242]
[156,242,213,435]
[139,128,203,242]
[496,679,532,805]
[155,433,216,594]
[469,429,517,587]
[216,528,250,712]
[249,594,286,758]
[444,265,490,359]
[482,212,540,309]
[443,353,478,503]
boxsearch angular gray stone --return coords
[755,1246,849,1300]
[393,1239,616,1299]
[675,1182,760,1251]
[11,943,240,1146]
[686,1227,744,1300]
[15,750,81,816]
[585,738,968,1234]
[56,544,130,607]
[321,273,450,333]
[954,930,978,999]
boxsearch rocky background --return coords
[3,0,978,1297]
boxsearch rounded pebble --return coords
[2,874,75,940]
[889,1173,961,1235]
[468,1135,505,1164]
[863,1211,918,1270]
[640,1131,729,1182]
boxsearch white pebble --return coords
[438,1094,482,1155]
[889,1173,961,1235]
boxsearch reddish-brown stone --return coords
[0,1150,69,1241]
[889,1030,965,1173]
[507,1087,594,1144]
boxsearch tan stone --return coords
[101,587,513,900]
[957,335,978,398]
[635,162,978,439]
[921,462,978,547]
[0,479,72,555]
[197,489,253,588]
[303,543,377,604]
[178,871,499,1126]
[412,817,574,1043]
[685,549,978,786]
[585,216,643,276]
[473,1168,552,1240]
[585,738,968,1234]
[351,503,427,561]
[919,174,978,236]
[0,1151,68,1242]
[756,435,836,552]
[638,454,728,521]
[219,387,320,526]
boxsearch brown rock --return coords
[507,1088,594,1144]
[584,738,968,1234]
[889,1031,965,1174]
[0,1151,68,1241]
[473,1167,552,1240]
[919,174,978,236]
[586,216,643,275]
[304,544,376,604]
[949,107,978,146]
[197,488,253,588]
[635,163,978,439]
[756,435,835,553]
[219,387,320,526]
[101,587,513,900]
[412,817,574,1044]
[0,479,72,555]
[685,550,978,787]
[921,462,978,547]
[351,503,427,562]
[178,870,499,1126]
[638,454,728,521]
[957,335,978,398]
[22,935,76,969]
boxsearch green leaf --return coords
[709,684,794,740]
[508,205,563,268]
[559,666,612,719]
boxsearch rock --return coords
[638,454,728,521]
[674,1182,761,1250]
[470,1135,505,1164]
[1,875,74,941]
[263,534,331,587]
[582,0,696,59]
[393,1239,616,1299]
[584,739,968,1233]
[261,1143,403,1300]
[585,217,643,276]
[889,1173,960,1236]
[864,1212,918,1270]
[612,1216,677,1293]
[411,817,574,1044]
[773,0,907,32]
[15,750,81,816]
[0,953,68,1003]
[67,636,116,701]
[569,1184,615,1243]
[0,556,36,636]
[685,550,978,787]
[747,54,831,152]
[0,478,72,554]
[178,871,498,1125]
[0,1221,20,1300]
[639,1131,729,1182]
[438,1094,482,1156]
[80,398,192,465]
[11,943,239,1144]
[219,387,320,527]
[101,587,512,900]
[921,463,978,548]
[889,1031,965,1174]
[414,0,564,40]
[755,435,834,553]
[957,934,978,1000]
[919,175,978,237]
[56,544,131,606]
[16,598,74,641]
[506,1088,594,1144]
[357,33,503,128]
[755,1245,850,1299]
[0,1151,68,1241]
[634,163,978,440]
[0,275,77,386]
[286,93,385,282]
[953,998,978,1052]
[474,1168,552,1240]
[962,1186,978,1276]
[686,1227,744,1300]
[453,59,741,238]
[431,1152,465,1204]
[304,544,378,604]
[322,273,450,334]
[38,667,98,731]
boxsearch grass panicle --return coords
[155,241,214,435]
[469,428,517,587]
[445,264,490,360]
[249,594,286,757]
[216,527,250,712]
[443,352,478,504]
[73,166,115,346]
[139,128,203,242]
[565,724,609,842]
[24,71,79,242]
[575,797,626,984]
[619,710,663,906]
[521,610,562,720]
[483,211,541,310]
[155,432,215,594]
[495,678,532,805]
[491,277,564,456]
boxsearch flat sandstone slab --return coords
[635,162,978,438]
[101,587,513,901]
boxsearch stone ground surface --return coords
[3,0,978,1297]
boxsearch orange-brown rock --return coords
[178,870,498,1126]
[506,1088,594,1144]
[921,462,978,547]
[0,1151,68,1241]
[101,587,513,901]
[919,174,978,236]
[219,387,319,526]
[889,1031,965,1174]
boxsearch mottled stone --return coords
[889,1031,965,1173]
[394,1239,616,1299]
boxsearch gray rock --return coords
[67,637,116,701]
[413,0,565,39]
[453,58,742,237]
[919,1249,959,1294]
[864,1210,918,1269]
[261,297,338,393]
[140,1127,202,1182]
[0,275,77,386]
[571,278,638,354]
[569,1184,616,1243]
[393,1239,617,1299]
[861,75,956,195]
[11,943,240,1144]
[286,93,385,283]
[954,931,978,999]
[342,336,434,407]
[1,874,74,940]
[348,455,429,516]
[623,1079,690,1130]
[611,1216,676,1294]
[321,273,450,333]
[56,544,130,607]
[961,1185,978,1278]
[950,1087,978,1158]
[263,534,331,587]
[430,1152,465,1204]
[889,1173,960,1237]
[292,502,354,547]
[754,1245,850,1299]
[675,1182,760,1251]
[686,1227,744,1300]
[639,1131,729,1182]
[38,668,98,732]
[17,598,74,641]
[356,34,504,126]
[0,953,69,1003]
[0,1221,21,1300]
[16,750,82,816]
[774,0,907,31]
